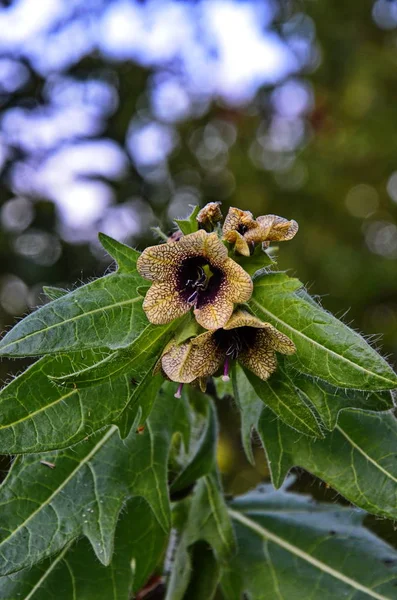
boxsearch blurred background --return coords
[0,0,397,542]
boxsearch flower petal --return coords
[142,281,190,324]
[255,214,299,242]
[233,232,251,257]
[265,325,296,355]
[222,207,256,236]
[222,258,253,304]
[161,332,223,383]
[238,332,278,380]
[202,231,229,267]
[194,293,235,330]
[238,327,295,380]
[137,242,184,282]
[223,309,269,330]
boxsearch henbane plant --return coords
[0,203,396,599]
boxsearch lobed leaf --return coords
[278,359,394,430]
[259,407,397,519]
[0,384,190,576]
[51,319,183,388]
[249,272,397,390]
[0,497,165,600]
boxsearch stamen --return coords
[222,358,230,382]
[187,290,198,304]
[174,383,184,398]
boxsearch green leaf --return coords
[117,371,163,439]
[231,365,265,464]
[278,360,394,430]
[166,473,235,600]
[0,385,189,576]
[170,389,218,494]
[0,497,165,600]
[52,318,182,388]
[250,272,397,390]
[243,366,323,438]
[0,271,148,357]
[182,542,220,600]
[0,351,133,453]
[0,313,186,451]
[223,481,397,600]
[258,407,397,519]
[42,286,68,301]
[175,205,200,235]
[98,232,140,273]
[233,244,274,276]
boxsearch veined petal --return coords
[233,232,251,257]
[142,281,190,324]
[161,332,223,383]
[223,309,269,330]
[202,231,229,267]
[137,242,184,282]
[264,325,296,354]
[222,207,256,236]
[222,258,253,304]
[194,292,235,330]
[238,333,278,380]
[255,214,299,242]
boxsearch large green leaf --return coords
[259,407,397,519]
[0,315,184,451]
[249,272,397,390]
[0,351,132,454]
[98,232,141,273]
[0,237,147,357]
[223,481,397,600]
[51,319,182,388]
[0,384,189,576]
[0,497,166,600]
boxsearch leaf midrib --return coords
[251,299,396,387]
[23,541,74,600]
[0,426,118,553]
[336,421,397,485]
[0,389,76,430]
[229,509,392,600]
[0,297,142,354]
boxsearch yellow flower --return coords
[222,207,298,256]
[137,230,253,330]
[161,309,296,385]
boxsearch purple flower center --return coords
[214,327,258,360]
[178,257,224,308]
